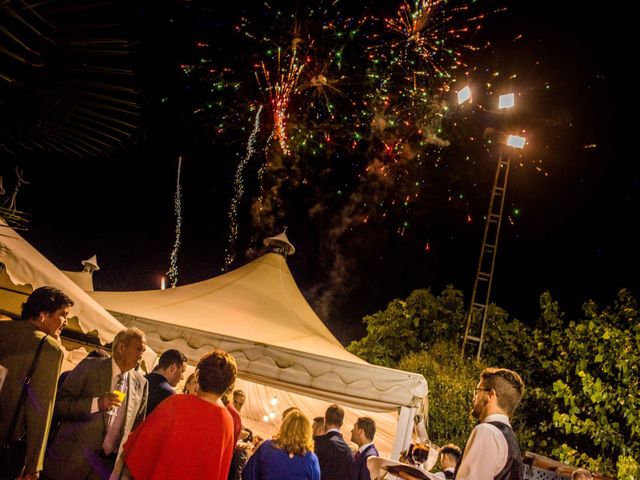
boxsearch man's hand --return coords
[98,392,123,411]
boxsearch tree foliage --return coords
[349,286,640,478]
[347,286,466,367]
[398,341,482,449]
[535,289,639,477]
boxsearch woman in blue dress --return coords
[242,409,320,480]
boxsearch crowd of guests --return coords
[1,286,597,480]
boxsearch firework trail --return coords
[257,48,304,156]
[224,105,263,269]
[166,156,183,288]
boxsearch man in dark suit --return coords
[43,327,149,480]
[0,286,73,480]
[313,404,353,480]
[349,416,379,480]
[145,349,187,414]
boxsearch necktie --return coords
[355,451,361,461]
[103,373,127,455]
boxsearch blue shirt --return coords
[242,439,320,480]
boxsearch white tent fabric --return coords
[0,220,156,367]
[89,236,428,457]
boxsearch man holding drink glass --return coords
[43,328,149,480]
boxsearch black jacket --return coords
[314,430,353,480]
[144,372,174,415]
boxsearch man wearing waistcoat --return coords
[348,416,379,480]
[455,367,525,480]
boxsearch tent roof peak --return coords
[82,254,100,272]
[263,229,295,256]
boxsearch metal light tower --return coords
[460,91,526,360]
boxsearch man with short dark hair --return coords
[434,444,461,479]
[314,403,353,480]
[455,367,525,480]
[0,286,73,480]
[349,416,379,480]
[145,349,187,414]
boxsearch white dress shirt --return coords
[454,413,511,480]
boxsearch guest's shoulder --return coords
[474,421,505,438]
[43,334,63,352]
[332,432,349,446]
[261,439,275,449]
[144,371,164,384]
[29,328,64,355]
[72,356,104,373]
[163,393,190,406]
[185,395,232,418]
[314,433,328,445]
[0,321,50,346]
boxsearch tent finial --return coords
[81,254,100,273]
[263,230,295,256]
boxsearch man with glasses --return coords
[395,368,524,480]
[456,367,525,480]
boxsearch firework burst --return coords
[256,49,304,156]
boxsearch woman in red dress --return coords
[122,349,237,480]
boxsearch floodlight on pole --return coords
[461,92,527,360]
[506,134,526,149]
[457,86,472,105]
[498,93,515,109]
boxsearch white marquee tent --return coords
[89,232,428,457]
[0,220,427,457]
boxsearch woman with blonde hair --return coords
[182,372,199,394]
[242,409,320,480]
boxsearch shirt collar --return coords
[482,413,510,426]
[359,442,374,453]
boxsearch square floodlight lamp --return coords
[457,86,472,104]
[498,93,515,109]
[506,135,526,149]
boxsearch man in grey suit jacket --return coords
[43,328,149,480]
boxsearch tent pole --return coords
[392,406,417,460]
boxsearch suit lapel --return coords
[99,358,112,432]
[123,372,139,432]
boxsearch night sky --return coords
[3,0,637,344]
